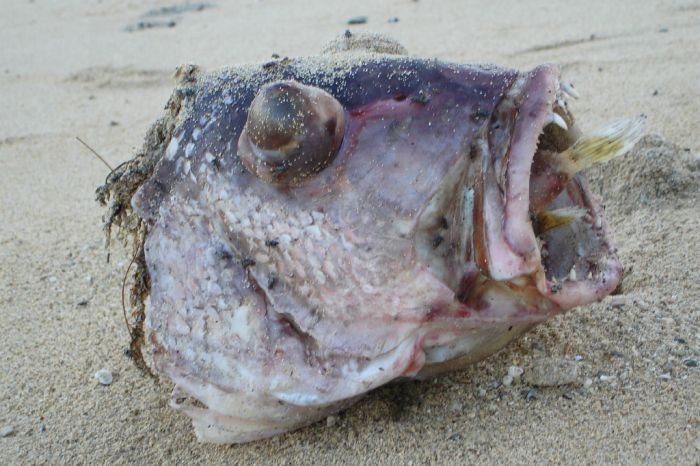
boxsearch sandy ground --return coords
[1,0,699,464]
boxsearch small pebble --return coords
[694,437,700,451]
[507,366,524,379]
[85,275,93,285]
[326,415,337,427]
[658,373,671,381]
[0,425,13,437]
[502,375,514,387]
[575,355,584,361]
[347,16,368,25]
[523,358,579,386]
[599,374,615,382]
[609,295,627,307]
[448,400,463,414]
[682,358,698,368]
[95,368,113,385]
[388,17,399,23]
[476,388,487,398]
[524,388,537,401]
[583,378,593,388]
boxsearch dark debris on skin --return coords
[440,216,449,230]
[411,89,431,105]
[241,258,256,268]
[214,247,233,261]
[268,275,278,290]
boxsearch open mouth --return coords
[477,64,644,309]
[528,106,623,308]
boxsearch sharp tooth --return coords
[568,268,577,281]
[545,112,568,131]
[560,115,646,173]
[561,82,580,99]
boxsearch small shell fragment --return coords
[609,295,627,307]
[507,365,524,379]
[94,368,113,385]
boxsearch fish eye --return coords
[238,80,345,186]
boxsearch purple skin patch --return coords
[129,50,622,443]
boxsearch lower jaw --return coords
[534,173,622,308]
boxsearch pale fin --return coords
[561,115,646,173]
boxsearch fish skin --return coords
[134,57,519,221]
[126,53,622,443]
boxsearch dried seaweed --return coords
[95,64,200,375]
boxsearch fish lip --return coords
[476,63,622,308]
[475,64,558,281]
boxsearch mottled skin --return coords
[130,46,621,443]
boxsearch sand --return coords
[0,0,698,464]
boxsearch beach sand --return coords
[0,0,698,463]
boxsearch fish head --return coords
[125,42,641,442]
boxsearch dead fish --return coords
[98,34,644,443]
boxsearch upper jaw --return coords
[472,64,559,282]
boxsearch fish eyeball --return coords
[238,80,345,185]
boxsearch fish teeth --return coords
[561,82,580,99]
[544,112,569,131]
[594,216,602,229]
[568,268,577,281]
